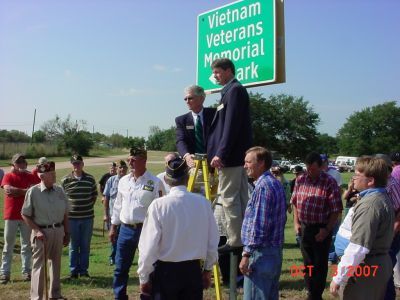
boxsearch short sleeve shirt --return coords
[291,172,342,224]
[351,191,394,254]
[111,170,164,225]
[22,183,69,225]
[1,171,37,220]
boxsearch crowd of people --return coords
[0,57,400,300]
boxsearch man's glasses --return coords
[184,96,195,101]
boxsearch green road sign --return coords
[197,0,285,93]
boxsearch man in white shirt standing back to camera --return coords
[110,147,164,300]
[137,157,219,300]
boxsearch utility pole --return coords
[31,108,36,144]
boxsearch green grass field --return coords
[0,151,354,299]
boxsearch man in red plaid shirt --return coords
[291,152,342,300]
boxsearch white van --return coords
[335,156,358,172]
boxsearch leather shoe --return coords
[218,244,241,254]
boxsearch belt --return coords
[301,222,327,228]
[39,223,62,229]
[367,253,386,257]
[122,222,143,229]
[157,259,200,266]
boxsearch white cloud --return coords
[153,64,167,72]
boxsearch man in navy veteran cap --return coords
[110,147,164,300]
[22,161,69,300]
[138,158,219,300]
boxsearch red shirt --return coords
[291,171,342,224]
[30,168,41,185]
[1,171,37,220]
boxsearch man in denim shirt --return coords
[103,160,128,265]
[240,146,287,300]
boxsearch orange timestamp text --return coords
[289,265,379,278]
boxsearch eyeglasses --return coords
[15,159,27,164]
[184,96,195,101]
[352,173,369,180]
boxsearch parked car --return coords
[279,160,291,173]
[337,162,354,173]
[290,163,306,172]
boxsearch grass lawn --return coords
[0,151,354,299]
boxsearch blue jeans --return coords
[243,246,282,300]
[328,221,340,262]
[109,225,120,263]
[384,233,400,300]
[69,217,93,275]
[113,224,142,300]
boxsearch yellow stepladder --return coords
[187,153,222,300]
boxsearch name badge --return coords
[217,103,224,111]
[143,185,154,192]
[186,125,194,130]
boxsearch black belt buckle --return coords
[40,222,61,229]
[124,223,143,229]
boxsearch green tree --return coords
[108,133,125,148]
[32,130,47,143]
[315,133,339,155]
[65,130,94,156]
[41,115,93,154]
[0,130,30,142]
[92,132,107,144]
[146,126,176,151]
[125,136,146,149]
[250,93,320,160]
[337,101,400,155]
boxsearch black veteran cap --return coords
[293,165,304,174]
[130,147,147,158]
[70,154,83,164]
[165,158,188,179]
[118,160,127,168]
[391,152,400,163]
[37,161,55,173]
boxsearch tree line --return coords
[1,94,398,159]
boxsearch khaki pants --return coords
[30,226,64,300]
[218,166,249,247]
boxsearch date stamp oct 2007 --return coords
[289,265,379,278]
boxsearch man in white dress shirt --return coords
[137,157,219,300]
[109,147,164,300]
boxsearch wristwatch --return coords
[242,252,251,258]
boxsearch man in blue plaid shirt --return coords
[240,146,287,300]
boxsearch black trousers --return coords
[152,260,203,300]
[300,223,332,300]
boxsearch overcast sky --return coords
[1,0,399,138]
